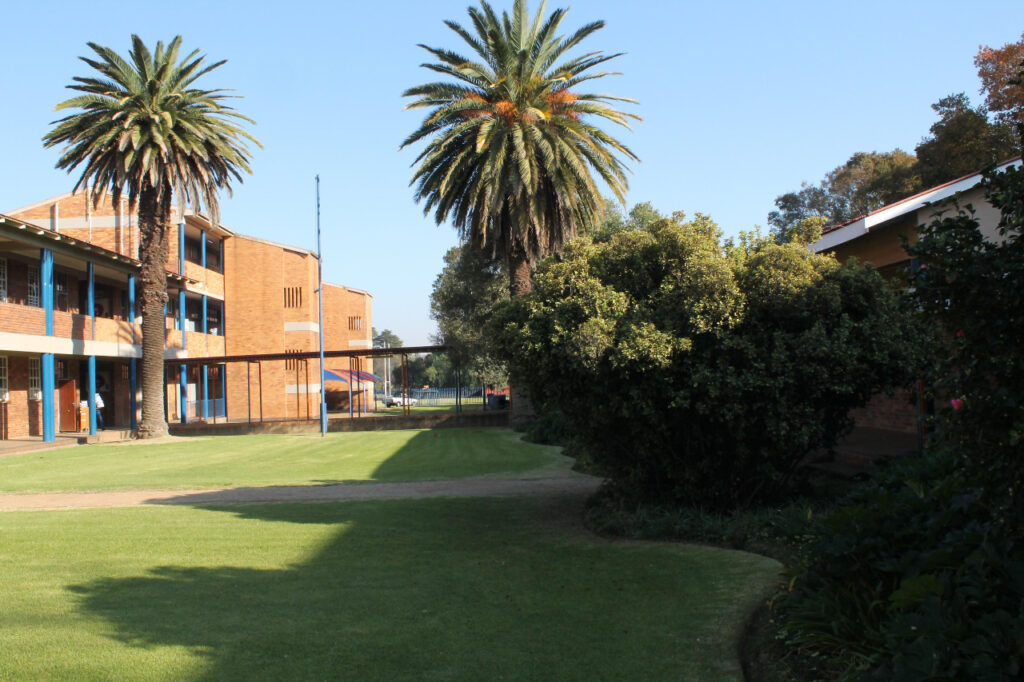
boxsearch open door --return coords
[59,379,79,432]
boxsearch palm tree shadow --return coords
[68,494,618,680]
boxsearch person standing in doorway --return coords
[94,391,105,430]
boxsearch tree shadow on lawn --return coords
[67,494,779,681]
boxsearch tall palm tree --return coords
[402,0,639,297]
[44,35,259,438]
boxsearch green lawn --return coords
[0,495,780,681]
[0,428,568,492]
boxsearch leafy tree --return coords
[915,93,1018,187]
[494,217,916,510]
[590,200,676,241]
[768,150,921,236]
[429,245,508,386]
[43,36,259,438]
[976,33,1024,126]
[401,0,639,297]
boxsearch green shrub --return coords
[783,452,1024,681]
[781,160,1024,681]
[494,218,918,510]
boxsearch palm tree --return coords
[44,35,259,438]
[402,0,639,297]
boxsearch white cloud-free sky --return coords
[1,0,1021,344]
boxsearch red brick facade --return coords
[3,192,373,437]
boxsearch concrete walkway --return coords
[0,476,603,512]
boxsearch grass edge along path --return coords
[0,428,571,493]
[0,494,780,681]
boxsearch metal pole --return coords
[258,361,264,424]
[316,175,328,436]
[246,362,252,425]
[348,356,354,419]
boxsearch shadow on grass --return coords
[65,431,774,680]
[68,495,653,680]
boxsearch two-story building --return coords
[1,191,372,441]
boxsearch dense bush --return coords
[906,164,1024,509]
[493,217,918,510]
[782,161,1024,680]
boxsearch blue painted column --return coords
[40,248,55,442]
[128,274,137,431]
[220,364,227,419]
[201,295,208,420]
[219,239,224,274]
[220,300,226,337]
[88,356,97,435]
[178,222,185,274]
[179,365,187,424]
[179,288,186,346]
[86,261,97,435]
[200,233,207,269]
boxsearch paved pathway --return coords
[0,476,602,512]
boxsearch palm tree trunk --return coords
[136,184,171,439]
[508,253,536,428]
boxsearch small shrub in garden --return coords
[493,217,918,510]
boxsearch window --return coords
[27,265,40,307]
[121,364,130,381]
[55,359,69,381]
[0,258,7,302]
[0,356,7,400]
[283,287,303,308]
[29,358,41,397]
[185,238,201,264]
[55,272,69,312]
[348,316,363,331]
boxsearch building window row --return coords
[284,287,303,309]
[348,316,363,331]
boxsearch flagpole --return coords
[316,175,328,436]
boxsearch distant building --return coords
[0,192,371,441]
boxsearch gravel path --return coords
[0,475,602,511]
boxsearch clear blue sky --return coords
[1,1,1021,345]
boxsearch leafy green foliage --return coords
[907,163,1024,510]
[402,0,638,295]
[768,150,922,235]
[429,245,508,386]
[494,217,917,510]
[783,454,1024,681]
[782,159,1024,681]
[915,93,1019,187]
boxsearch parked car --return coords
[383,394,418,407]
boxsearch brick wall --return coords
[848,388,920,434]
[5,356,36,438]
[0,302,45,336]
